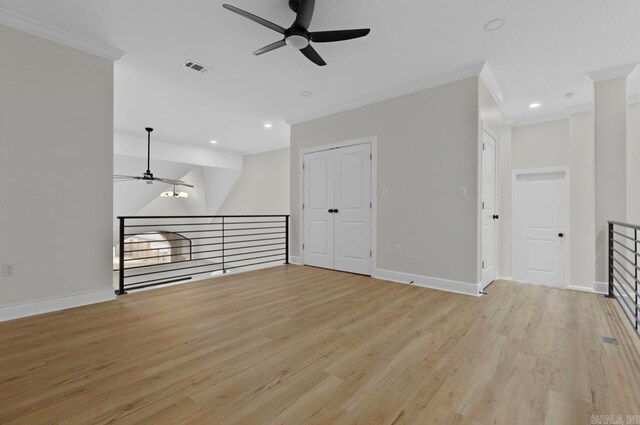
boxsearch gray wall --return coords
[218,148,290,215]
[290,77,480,284]
[0,24,114,307]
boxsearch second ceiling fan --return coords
[222,0,370,66]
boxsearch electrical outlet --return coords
[2,264,15,277]
[395,245,402,255]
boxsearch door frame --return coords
[511,167,571,288]
[481,123,498,289]
[298,136,378,275]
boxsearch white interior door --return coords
[303,150,334,269]
[513,170,568,287]
[334,144,372,275]
[303,143,372,275]
[481,129,497,288]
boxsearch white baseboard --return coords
[0,289,115,322]
[374,269,481,297]
[593,281,608,295]
[289,256,303,265]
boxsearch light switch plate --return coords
[381,189,389,199]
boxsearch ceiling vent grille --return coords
[184,61,210,74]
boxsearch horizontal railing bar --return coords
[224,259,286,271]
[612,268,640,298]
[124,277,194,291]
[121,254,222,271]
[124,246,198,255]
[119,215,289,219]
[124,236,287,245]
[223,231,286,238]
[612,230,638,243]
[224,242,286,251]
[611,286,640,338]
[126,260,227,278]
[124,240,285,255]
[124,248,226,262]
[610,220,640,231]
[224,237,286,245]
[610,250,640,273]
[611,274,637,306]
[612,239,640,256]
[124,227,285,237]
[125,267,225,286]
[223,247,285,258]
[223,253,285,265]
[124,221,285,228]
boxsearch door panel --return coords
[334,144,372,275]
[482,130,497,288]
[303,151,334,269]
[514,171,568,287]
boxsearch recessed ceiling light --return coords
[301,91,313,98]
[483,18,505,31]
[529,102,541,109]
[264,123,273,128]
[210,140,218,144]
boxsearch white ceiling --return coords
[2,0,640,152]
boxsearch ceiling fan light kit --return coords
[222,0,370,66]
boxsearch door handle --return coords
[558,233,564,238]
[328,209,334,213]
[334,209,339,214]
[493,214,499,220]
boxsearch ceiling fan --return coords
[222,0,370,66]
[113,128,194,188]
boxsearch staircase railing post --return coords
[117,217,127,295]
[607,222,615,299]
[285,215,290,264]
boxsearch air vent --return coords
[184,60,210,74]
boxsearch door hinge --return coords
[370,201,373,209]
[482,260,485,268]
[483,143,485,151]
[370,251,372,258]
[482,201,485,209]
[302,244,305,250]
[370,153,372,160]
[302,163,305,170]
[302,203,305,210]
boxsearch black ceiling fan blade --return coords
[310,28,371,43]
[300,45,326,66]
[222,4,285,34]
[293,0,315,30]
[254,39,287,56]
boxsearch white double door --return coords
[303,143,372,275]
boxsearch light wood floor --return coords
[1,266,639,424]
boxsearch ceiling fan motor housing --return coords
[285,28,310,49]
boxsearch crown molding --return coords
[479,62,504,106]
[286,61,487,125]
[588,62,639,83]
[0,8,125,61]
[511,111,569,127]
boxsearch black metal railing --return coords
[607,220,640,338]
[116,215,289,294]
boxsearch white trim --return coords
[497,276,513,281]
[511,112,569,127]
[0,8,125,61]
[298,137,378,275]
[287,61,487,125]
[593,281,608,294]
[511,167,571,289]
[588,62,639,82]
[289,256,303,265]
[0,289,115,322]
[479,63,504,106]
[374,269,481,297]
